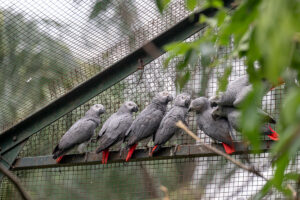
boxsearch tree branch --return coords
[0,164,32,200]
[176,121,297,199]
[176,121,267,180]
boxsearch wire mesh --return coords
[0,0,190,132]
[0,0,288,199]
[2,154,299,200]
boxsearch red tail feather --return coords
[126,143,138,162]
[56,155,64,163]
[268,125,279,141]
[222,143,235,154]
[102,151,106,164]
[102,149,109,164]
[105,150,109,164]
[150,145,158,156]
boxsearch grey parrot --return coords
[211,106,278,140]
[189,97,235,154]
[95,101,138,164]
[211,75,284,107]
[151,93,191,155]
[124,91,173,161]
[212,75,253,107]
[53,104,105,163]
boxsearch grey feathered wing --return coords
[126,107,163,146]
[154,107,185,145]
[97,113,116,140]
[96,114,132,153]
[53,118,96,159]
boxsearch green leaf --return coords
[253,180,273,200]
[164,42,192,55]
[163,54,175,69]
[216,9,227,27]
[176,71,191,91]
[89,0,112,19]
[210,0,223,8]
[203,0,223,9]
[186,0,197,11]
[240,81,266,151]
[281,88,300,126]
[155,0,171,13]
[217,66,232,93]
[176,49,192,70]
[284,172,300,181]
[273,152,290,190]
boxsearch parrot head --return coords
[89,104,106,116]
[124,101,139,112]
[211,105,223,120]
[174,93,191,108]
[208,94,221,107]
[188,97,209,113]
[154,91,173,104]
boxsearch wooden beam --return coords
[12,141,273,170]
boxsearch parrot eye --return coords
[128,103,132,106]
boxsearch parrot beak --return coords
[210,101,218,107]
[167,94,173,102]
[188,106,192,112]
[133,106,138,112]
[185,99,191,108]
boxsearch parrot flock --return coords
[53,75,281,164]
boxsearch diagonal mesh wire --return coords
[0,0,190,132]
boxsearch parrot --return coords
[95,101,138,164]
[53,104,105,163]
[211,75,284,107]
[151,93,191,156]
[124,91,173,161]
[211,105,279,140]
[188,97,235,154]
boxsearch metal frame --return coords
[12,141,273,170]
[0,0,234,180]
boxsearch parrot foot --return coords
[119,147,125,158]
[170,144,180,156]
[148,147,152,156]
[90,138,97,143]
[84,152,88,162]
[173,144,180,155]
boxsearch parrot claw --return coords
[148,147,152,156]
[119,147,124,158]
[173,144,180,155]
[170,148,174,156]
[84,152,88,162]
[90,138,97,143]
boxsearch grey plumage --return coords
[211,75,271,107]
[189,97,234,149]
[96,101,138,153]
[53,104,105,159]
[152,93,191,153]
[125,91,173,147]
[211,105,276,135]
